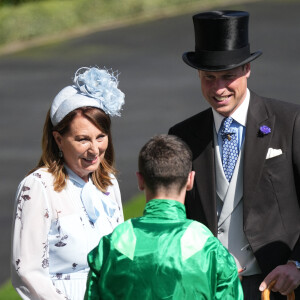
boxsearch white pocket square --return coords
[266,148,283,159]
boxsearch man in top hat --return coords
[169,10,300,299]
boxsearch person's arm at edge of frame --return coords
[259,110,300,296]
[11,174,67,299]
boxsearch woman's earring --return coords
[59,149,63,158]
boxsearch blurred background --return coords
[0,0,299,297]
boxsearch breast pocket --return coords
[265,152,286,167]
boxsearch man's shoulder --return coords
[111,218,135,234]
[180,221,218,259]
[169,108,212,135]
[266,98,300,114]
[186,220,214,237]
[251,91,300,114]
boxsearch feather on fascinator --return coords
[50,67,125,126]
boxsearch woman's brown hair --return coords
[30,106,116,192]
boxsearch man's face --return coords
[198,64,251,117]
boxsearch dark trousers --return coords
[242,274,290,300]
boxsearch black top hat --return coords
[182,10,262,71]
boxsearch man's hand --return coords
[259,262,300,295]
[238,268,245,282]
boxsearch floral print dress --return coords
[11,167,124,300]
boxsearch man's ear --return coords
[136,172,145,191]
[186,171,195,191]
[244,63,251,79]
[52,131,62,148]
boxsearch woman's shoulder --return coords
[105,173,119,188]
[109,173,118,182]
[19,167,53,187]
[105,173,122,205]
[15,168,52,204]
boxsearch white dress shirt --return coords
[213,88,250,156]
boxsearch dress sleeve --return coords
[11,174,66,300]
[215,242,244,300]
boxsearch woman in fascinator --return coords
[11,66,125,299]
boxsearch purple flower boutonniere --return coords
[258,125,271,137]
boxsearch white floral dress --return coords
[11,167,124,300]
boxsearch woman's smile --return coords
[53,114,108,182]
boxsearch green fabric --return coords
[85,199,243,300]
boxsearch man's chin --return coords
[214,107,232,117]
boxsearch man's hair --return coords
[138,134,192,193]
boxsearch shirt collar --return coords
[64,165,90,187]
[143,199,186,221]
[212,88,250,133]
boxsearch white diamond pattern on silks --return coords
[220,117,239,182]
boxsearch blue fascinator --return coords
[50,67,125,126]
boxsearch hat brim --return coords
[182,51,262,71]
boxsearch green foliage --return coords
[0,1,81,44]
[0,0,43,6]
[123,193,145,220]
[0,280,20,299]
[0,0,206,48]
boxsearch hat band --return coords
[51,91,101,126]
[195,44,250,66]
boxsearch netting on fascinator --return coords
[74,67,125,117]
[50,66,125,126]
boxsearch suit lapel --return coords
[192,110,217,234]
[243,91,275,204]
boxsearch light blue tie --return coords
[220,117,239,182]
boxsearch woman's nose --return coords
[88,141,99,154]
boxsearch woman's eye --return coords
[76,137,89,142]
[97,135,106,141]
